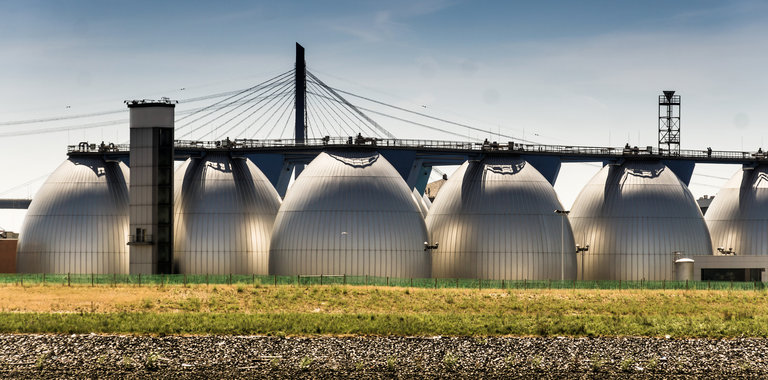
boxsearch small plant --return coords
[529,355,543,368]
[236,285,245,293]
[443,352,458,370]
[121,356,135,370]
[646,357,658,371]
[270,357,280,369]
[505,355,518,367]
[355,361,366,371]
[404,288,410,295]
[141,298,153,310]
[620,357,635,372]
[299,356,313,370]
[386,356,397,371]
[96,354,108,366]
[589,355,604,372]
[144,353,160,371]
[35,353,49,370]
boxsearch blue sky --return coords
[1,0,767,230]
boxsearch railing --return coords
[127,234,153,245]
[0,273,765,291]
[67,136,768,162]
[67,141,129,154]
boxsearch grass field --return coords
[1,284,767,337]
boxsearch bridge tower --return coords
[658,90,681,155]
[295,43,306,144]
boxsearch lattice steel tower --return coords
[658,90,681,155]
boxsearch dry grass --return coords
[0,284,766,337]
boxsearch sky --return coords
[1,0,768,231]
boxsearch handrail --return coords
[66,136,767,162]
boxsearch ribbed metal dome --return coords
[426,158,576,280]
[269,151,430,277]
[705,165,768,255]
[570,161,712,281]
[17,156,130,274]
[173,153,281,275]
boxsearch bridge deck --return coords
[67,137,767,164]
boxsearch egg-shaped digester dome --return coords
[269,151,430,277]
[705,165,768,255]
[570,161,712,281]
[17,156,130,274]
[173,153,281,275]
[427,158,576,280]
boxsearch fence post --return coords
[456,278,459,289]
[479,278,482,290]
[662,279,665,290]
[274,275,277,287]
[184,274,187,287]
[387,277,389,286]
[730,281,733,290]
[345,274,348,286]
[548,279,550,289]
[91,273,94,287]
[206,274,209,286]
[365,275,368,286]
[321,275,323,286]
[433,278,436,289]
[502,279,505,289]
[686,279,689,290]
[43,273,46,286]
[67,272,70,287]
[138,273,141,287]
[297,275,300,287]
[19,274,22,287]
[410,277,412,287]
[524,279,527,290]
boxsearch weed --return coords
[443,352,458,370]
[646,357,658,371]
[299,356,313,370]
[590,355,604,372]
[529,355,543,368]
[355,361,366,371]
[236,285,245,293]
[35,353,48,370]
[386,356,397,371]
[141,298,154,310]
[119,356,134,370]
[620,357,635,372]
[270,357,280,369]
[144,353,160,371]
[96,354,107,366]
[505,355,518,367]
[404,288,410,295]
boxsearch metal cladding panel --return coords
[426,158,576,280]
[705,165,768,255]
[17,157,130,274]
[173,154,281,275]
[570,161,712,281]
[269,151,430,277]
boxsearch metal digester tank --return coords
[17,155,130,274]
[269,151,430,278]
[426,157,576,280]
[569,160,712,281]
[173,153,281,274]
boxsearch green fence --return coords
[0,273,765,291]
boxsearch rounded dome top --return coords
[570,161,712,280]
[705,165,768,255]
[174,153,281,274]
[426,158,576,280]
[17,156,130,274]
[269,151,430,277]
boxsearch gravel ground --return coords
[0,334,765,378]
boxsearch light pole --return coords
[576,244,590,280]
[554,210,570,281]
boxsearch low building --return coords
[0,231,18,273]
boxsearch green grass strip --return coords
[3,312,768,338]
